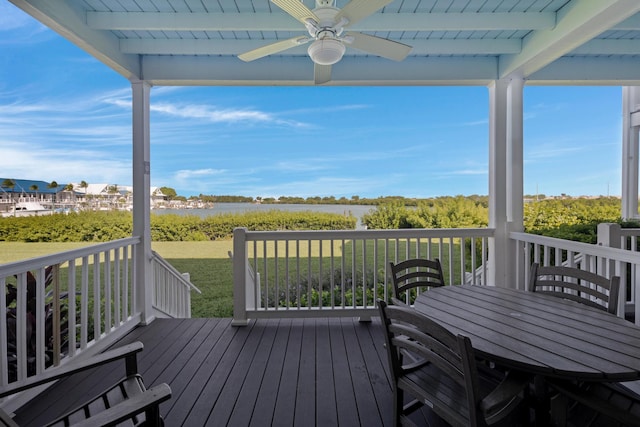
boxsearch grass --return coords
[153,242,236,317]
[0,242,95,263]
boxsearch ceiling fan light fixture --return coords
[307,37,345,65]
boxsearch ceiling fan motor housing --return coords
[307,37,346,65]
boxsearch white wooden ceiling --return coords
[9,0,640,86]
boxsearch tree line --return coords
[361,196,639,243]
[0,196,636,244]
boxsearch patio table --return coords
[413,285,640,382]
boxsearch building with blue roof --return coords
[0,178,68,196]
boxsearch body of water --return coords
[153,203,376,229]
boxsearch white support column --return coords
[131,80,153,324]
[488,79,510,287]
[507,77,525,288]
[622,86,640,220]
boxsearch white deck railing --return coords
[0,237,141,392]
[510,231,640,324]
[614,226,640,315]
[232,227,494,325]
[152,251,201,318]
[0,239,200,396]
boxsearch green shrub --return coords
[0,210,356,242]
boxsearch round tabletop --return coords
[413,285,640,381]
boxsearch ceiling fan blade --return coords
[345,32,412,61]
[271,0,319,24]
[238,36,309,62]
[336,0,393,27]
[314,64,332,84]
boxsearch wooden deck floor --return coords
[12,317,438,426]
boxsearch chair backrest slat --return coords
[528,263,621,315]
[389,258,445,305]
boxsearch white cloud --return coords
[0,141,130,184]
[174,169,225,180]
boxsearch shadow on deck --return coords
[13,317,439,426]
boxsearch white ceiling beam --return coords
[9,0,140,79]
[121,38,521,56]
[87,11,555,32]
[527,56,640,85]
[498,0,640,78]
[571,39,640,55]
[140,56,498,86]
[613,14,640,30]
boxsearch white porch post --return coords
[488,79,512,287]
[507,77,525,286]
[622,86,640,220]
[131,80,153,324]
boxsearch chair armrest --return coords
[548,379,640,427]
[389,297,408,307]
[0,342,144,399]
[70,383,172,427]
[481,371,530,425]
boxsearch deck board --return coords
[12,317,438,426]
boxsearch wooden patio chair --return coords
[528,263,620,315]
[389,258,445,306]
[0,341,171,427]
[378,300,530,427]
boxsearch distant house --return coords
[0,178,70,209]
[2,179,170,212]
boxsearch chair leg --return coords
[549,393,568,427]
[143,406,164,427]
[393,387,403,427]
[533,375,552,427]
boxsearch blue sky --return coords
[0,3,623,199]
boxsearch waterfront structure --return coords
[0,178,169,212]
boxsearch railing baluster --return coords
[286,240,291,310]
[448,237,454,286]
[93,253,101,341]
[319,239,323,310]
[16,273,27,381]
[351,238,356,309]
[35,267,46,374]
[296,240,302,310]
[263,241,268,310]
[459,237,465,285]
[329,239,336,309]
[273,240,278,310]
[68,259,77,357]
[252,240,259,311]
[307,239,312,310]
[373,238,379,305]
[123,245,129,320]
[0,277,6,387]
[340,239,345,308]
[81,256,89,350]
[114,247,121,326]
[104,250,112,334]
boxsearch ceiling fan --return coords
[238,0,412,84]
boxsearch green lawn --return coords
[153,241,235,317]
